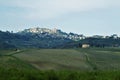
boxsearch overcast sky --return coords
[0,0,120,36]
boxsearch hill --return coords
[0,30,73,49]
[18,27,85,41]
[0,27,120,49]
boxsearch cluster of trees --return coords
[79,37,120,48]
[62,35,120,48]
[0,30,120,49]
[0,31,72,49]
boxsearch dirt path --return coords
[84,52,98,70]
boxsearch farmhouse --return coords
[82,44,90,48]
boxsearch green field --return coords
[1,48,120,80]
[12,48,120,71]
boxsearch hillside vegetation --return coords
[0,28,120,49]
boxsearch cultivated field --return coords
[13,49,91,70]
[1,48,120,80]
[12,48,120,71]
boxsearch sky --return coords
[0,0,120,36]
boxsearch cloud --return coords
[0,0,120,20]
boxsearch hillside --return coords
[13,48,120,71]
[18,27,85,41]
[0,27,120,49]
[1,48,120,80]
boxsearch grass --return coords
[13,48,120,71]
[13,49,91,70]
[1,48,120,80]
[76,48,120,70]
[1,68,120,80]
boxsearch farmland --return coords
[13,48,120,71]
[1,48,120,80]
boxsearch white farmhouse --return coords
[82,44,90,48]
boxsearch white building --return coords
[82,44,90,48]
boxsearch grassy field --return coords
[13,49,92,70]
[12,48,120,71]
[1,48,120,80]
